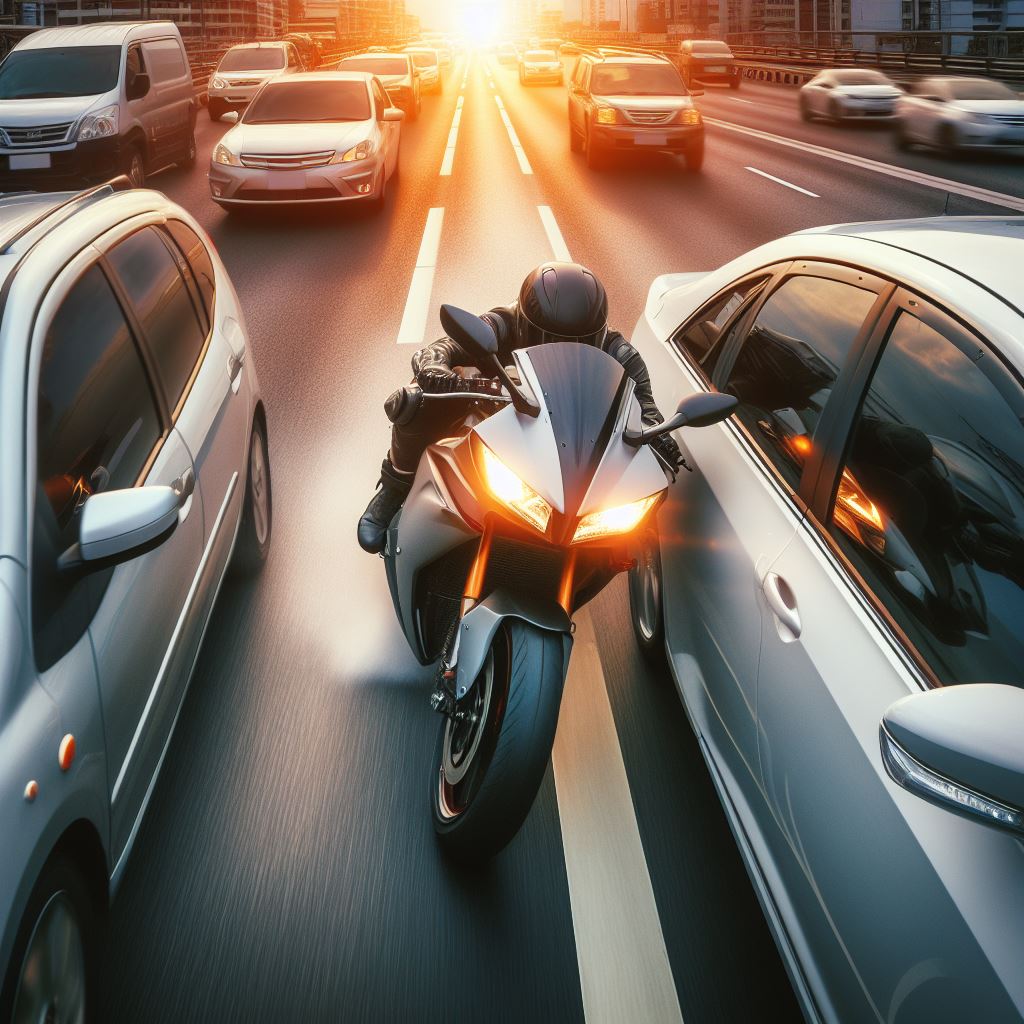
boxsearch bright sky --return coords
[405,0,566,37]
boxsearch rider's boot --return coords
[357,457,414,554]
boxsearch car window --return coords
[164,220,216,326]
[106,227,206,413]
[590,64,687,97]
[673,276,769,374]
[372,80,387,118]
[219,47,286,72]
[829,308,1024,687]
[722,274,878,491]
[33,264,162,671]
[141,38,187,82]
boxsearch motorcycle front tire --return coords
[431,620,566,862]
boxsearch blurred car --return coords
[338,51,420,120]
[0,181,270,1021]
[209,71,403,212]
[895,77,1024,155]
[420,36,452,68]
[560,41,581,55]
[568,50,704,171]
[519,48,563,86]
[283,32,321,69]
[497,42,518,65]
[800,68,902,122]
[208,41,305,121]
[404,47,442,93]
[678,39,740,89]
[629,216,1024,1024]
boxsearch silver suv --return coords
[0,182,271,1020]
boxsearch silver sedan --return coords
[209,71,403,212]
[629,217,1024,1023]
[799,68,903,122]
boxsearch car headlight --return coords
[678,108,702,125]
[332,139,374,163]
[480,444,551,534]
[211,76,227,90]
[595,106,618,125]
[572,493,661,545]
[212,143,241,166]
[77,104,119,142]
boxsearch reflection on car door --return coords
[755,293,1024,1021]
[140,37,193,163]
[32,261,203,862]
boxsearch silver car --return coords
[629,218,1024,1023]
[209,71,403,213]
[895,76,1024,155]
[0,182,271,1019]
[207,40,305,122]
[337,52,421,120]
[404,47,442,93]
[799,68,903,122]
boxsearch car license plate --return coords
[638,133,667,146]
[705,65,726,72]
[9,153,50,170]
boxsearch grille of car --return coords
[990,113,1024,126]
[1,122,74,146]
[237,186,340,200]
[240,151,335,170]
[626,110,674,125]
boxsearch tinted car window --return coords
[244,80,371,123]
[142,39,187,82]
[340,57,409,76]
[0,47,121,99]
[33,265,161,670]
[107,228,206,411]
[372,80,387,118]
[830,309,1024,687]
[165,220,216,325]
[674,276,768,371]
[219,47,286,72]
[590,64,687,96]
[723,275,877,490]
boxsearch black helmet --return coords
[516,262,608,348]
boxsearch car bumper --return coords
[954,121,1024,148]
[209,84,263,108]
[690,65,740,83]
[592,124,703,152]
[208,156,384,204]
[0,136,123,191]
[522,68,562,82]
[836,100,898,119]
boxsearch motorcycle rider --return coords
[357,261,683,553]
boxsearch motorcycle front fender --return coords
[454,590,573,700]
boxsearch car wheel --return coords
[208,98,226,122]
[584,125,604,169]
[628,526,666,663]
[684,137,704,172]
[180,122,197,169]
[939,123,960,158]
[0,855,99,1024]
[123,144,145,188]
[232,415,272,576]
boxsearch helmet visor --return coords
[518,308,607,348]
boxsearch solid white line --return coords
[494,94,533,174]
[728,96,755,104]
[706,116,1024,212]
[538,205,572,261]
[440,95,464,176]
[745,165,820,197]
[552,610,685,1024]
[397,208,445,345]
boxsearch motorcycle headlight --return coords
[595,106,618,125]
[572,493,661,545]
[332,139,374,163]
[480,444,551,534]
[77,104,119,142]
[212,143,241,166]
[211,76,227,90]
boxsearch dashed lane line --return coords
[396,207,444,346]
[494,95,533,174]
[537,205,572,261]
[440,95,464,176]
[745,165,820,197]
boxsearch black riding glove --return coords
[651,433,685,476]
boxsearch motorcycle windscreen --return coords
[519,343,629,513]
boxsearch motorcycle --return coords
[383,304,737,860]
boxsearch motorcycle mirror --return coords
[624,391,737,447]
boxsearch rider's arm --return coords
[604,332,663,426]
[411,305,516,387]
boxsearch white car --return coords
[518,49,563,86]
[799,68,903,122]
[895,76,1024,155]
[208,71,403,212]
[207,40,305,122]
[629,217,1024,1024]
[0,182,270,1019]
[404,47,442,93]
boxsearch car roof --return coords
[226,40,288,50]
[277,70,372,83]
[16,21,177,49]
[0,192,74,250]
[803,217,1024,313]
[341,52,408,60]
[591,52,671,65]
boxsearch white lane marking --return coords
[745,165,819,197]
[706,116,1024,212]
[728,96,755,104]
[397,207,445,345]
[494,94,533,174]
[538,205,572,261]
[440,95,464,176]
[552,610,685,1024]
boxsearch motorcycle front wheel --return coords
[432,619,566,861]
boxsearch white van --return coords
[0,21,195,191]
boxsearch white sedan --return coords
[208,71,404,212]
[799,68,903,122]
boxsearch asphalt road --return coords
[95,54,1023,1023]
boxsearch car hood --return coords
[600,94,694,111]
[837,85,901,98]
[0,94,107,124]
[217,70,279,84]
[225,120,372,154]
[952,99,1024,115]
[692,52,733,61]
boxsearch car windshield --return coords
[339,57,407,76]
[525,51,556,61]
[833,70,890,85]
[407,51,437,67]
[243,80,370,123]
[947,79,1016,100]
[591,64,687,96]
[219,47,286,72]
[0,47,120,99]
[692,41,731,53]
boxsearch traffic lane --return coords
[97,60,585,1023]
[697,80,1024,199]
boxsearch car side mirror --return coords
[222,110,239,123]
[881,684,1024,837]
[127,71,150,101]
[624,391,737,447]
[58,485,180,572]
[383,106,405,122]
[689,87,704,97]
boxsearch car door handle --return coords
[762,572,802,640]
[172,467,195,507]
